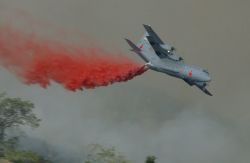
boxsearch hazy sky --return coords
[0,0,250,162]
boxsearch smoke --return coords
[17,87,250,163]
[0,25,147,91]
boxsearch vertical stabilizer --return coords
[137,32,151,52]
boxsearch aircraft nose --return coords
[205,74,211,82]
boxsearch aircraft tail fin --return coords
[125,38,149,62]
[136,32,151,52]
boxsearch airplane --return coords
[125,24,212,96]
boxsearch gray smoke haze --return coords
[0,0,250,162]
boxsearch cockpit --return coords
[203,69,209,75]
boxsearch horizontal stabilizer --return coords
[125,38,149,62]
[125,38,141,53]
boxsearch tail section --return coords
[125,27,161,63]
[125,38,148,62]
[125,39,140,53]
[136,32,151,52]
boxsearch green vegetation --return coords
[85,144,129,163]
[0,92,40,143]
[0,92,49,163]
[0,92,157,163]
[145,156,156,163]
[2,144,49,163]
[85,144,157,163]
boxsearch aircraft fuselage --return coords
[125,24,212,96]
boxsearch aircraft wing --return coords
[183,79,212,96]
[143,24,164,44]
[196,84,213,96]
[146,36,169,58]
[143,24,182,61]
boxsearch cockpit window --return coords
[170,46,176,51]
[203,69,209,74]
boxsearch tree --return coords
[85,144,129,163]
[0,92,40,143]
[145,156,156,163]
[0,93,49,162]
[3,146,50,163]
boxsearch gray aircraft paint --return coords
[126,24,212,95]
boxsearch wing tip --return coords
[143,24,151,29]
[124,38,130,42]
[204,88,213,96]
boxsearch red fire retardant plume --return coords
[0,26,147,91]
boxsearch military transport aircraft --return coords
[125,24,212,96]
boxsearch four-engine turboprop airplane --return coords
[125,24,212,96]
